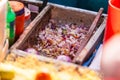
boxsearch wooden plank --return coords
[73,18,107,64]
[10,49,81,67]
[87,8,104,36]
[73,8,104,64]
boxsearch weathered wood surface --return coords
[73,8,104,64]
[10,0,107,65]
[73,18,106,64]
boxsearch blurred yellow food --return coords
[0,53,102,80]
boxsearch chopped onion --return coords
[57,55,71,62]
[25,48,38,54]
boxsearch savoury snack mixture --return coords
[25,19,90,61]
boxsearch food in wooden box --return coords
[0,53,102,80]
[25,19,90,62]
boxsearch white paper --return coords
[89,44,103,71]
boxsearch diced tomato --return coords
[36,72,52,80]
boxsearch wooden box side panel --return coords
[51,6,94,27]
[73,18,107,64]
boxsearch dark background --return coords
[47,0,108,13]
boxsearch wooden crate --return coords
[10,2,107,65]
